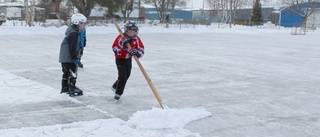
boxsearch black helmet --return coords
[124,21,139,34]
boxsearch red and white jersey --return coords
[112,34,145,59]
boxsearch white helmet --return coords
[71,13,87,25]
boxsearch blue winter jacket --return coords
[79,28,86,49]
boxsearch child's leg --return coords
[61,63,71,93]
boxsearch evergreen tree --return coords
[251,0,263,26]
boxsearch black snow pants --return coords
[112,58,132,96]
[61,63,77,90]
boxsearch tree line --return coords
[37,0,187,23]
[205,0,319,27]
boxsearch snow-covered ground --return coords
[0,21,319,137]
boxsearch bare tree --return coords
[169,0,187,19]
[206,0,249,24]
[38,0,63,20]
[142,0,169,23]
[69,0,95,18]
[95,0,122,19]
[119,0,134,23]
[24,0,35,27]
[206,0,229,23]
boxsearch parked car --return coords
[0,11,6,25]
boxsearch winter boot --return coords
[67,77,83,97]
[61,87,69,94]
[114,94,121,100]
[68,86,83,97]
[60,79,69,94]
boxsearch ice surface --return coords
[0,21,319,137]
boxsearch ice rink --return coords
[0,24,320,137]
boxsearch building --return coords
[0,2,24,20]
[143,7,193,21]
[279,2,320,28]
[192,7,277,25]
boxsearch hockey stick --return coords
[114,22,164,109]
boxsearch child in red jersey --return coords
[111,21,145,100]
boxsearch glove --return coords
[72,59,81,66]
[130,49,141,58]
[113,48,118,55]
[120,38,132,50]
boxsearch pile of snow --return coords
[127,107,211,129]
[0,107,211,137]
